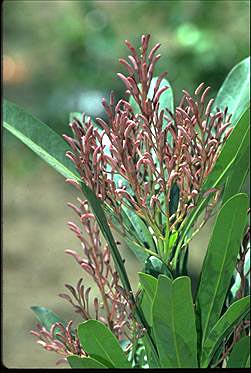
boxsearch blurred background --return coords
[3,0,250,368]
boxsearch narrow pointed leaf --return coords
[196,193,249,343]
[152,275,198,368]
[3,100,80,181]
[212,57,250,126]
[31,306,67,337]
[227,336,250,368]
[77,320,131,368]
[201,296,250,367]
[67,355,107,368]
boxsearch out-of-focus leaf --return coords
[152,275,198,368]
[196,193,249,343]
[31,306,66,336]
[3,100,80,181]
[212,57,250,126]
[227,336,250,368]
[200,296,250,367]
[69,112,82,122]
[77,320,131,368]
[67,355,107,368]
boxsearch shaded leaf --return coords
[77,320,131,368]
[201,296,250,367]
[31,306,67,336]
[144,255,173,279]
[152,275,198,368]
[67,355,107,368]
[196,193,249,343]
[227,336,250,368]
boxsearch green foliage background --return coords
[3,0,249,368]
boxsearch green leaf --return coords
[138,272,158,300]
[69,112,82,122]
[195,193,249,343]
[152,275,198,368]
[222,124,250,204]
[31,306,66,335]
[227,336,250,368]
[212,57,250,126]
[138,272,158,327]
[3,100,80,181]
[67,355,107,368]
[201,296,250,367]
[144,255,173,279]
[77,320,131,368]
[169,183,180,217]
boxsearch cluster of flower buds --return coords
[63,34,232,242]
[30,320,84,365]
[60,198,143,342]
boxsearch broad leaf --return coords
[227,336,250,368]
[212,57,250,126]
[77,320,131,368]
[3,100,80,181]
[152,275,198,368]
[144,255,173,279]
[195,193,249,343]
[138,273,158,327]
[67,355,107,368]
[31,306,67,336]
[201,296,250,367]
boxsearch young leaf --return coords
[152,275,198,368]
[30,306,67,335]
[3,100,80,181]
[144,255,173,279]
[77,320,131,368]
[212,57,250,126]
[227,336,250,368]
[195,193,249,343]
[200,296,250,367]
[67,355,107,368]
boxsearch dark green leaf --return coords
[201,296,250,367]
[145,255,173,279]
[152,275,198,368]
[67,355,107,368]
[3,100,80,181]
[196,193,249,343]
[227,336,250,368]
[212,57,250,126]
[169,183,180,217]
[77,320,131,368]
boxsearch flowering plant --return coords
[4,35,250,368]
